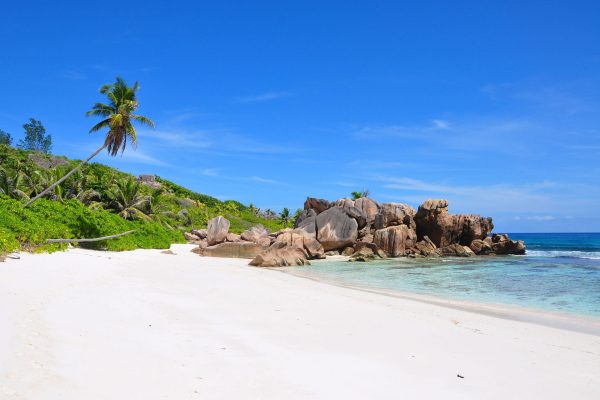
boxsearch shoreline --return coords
[2,245,600,399]
[279,263,600,336]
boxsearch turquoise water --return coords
[288,233,600,318]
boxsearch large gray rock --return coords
[294,208,317,228]
[303,197,330,213]
[354,197,380,225]
[201,242,263,259]
[414,236,438,257]
[207,216,230,245]
[373,225,417,257]
[316,207,358,251]
[414,199,493,247]
[276,230,325,259]
[334,198,355,208]
[375,203,416,229]
[490,234,526,255]
[249,242,310,267]
[295,215,317,239]
[191,229,208,239]
[470,239,493,255]
[240,225,269,243]
[342,206,367,229]
[438,244,475,257]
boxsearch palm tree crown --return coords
[86,77,155,156]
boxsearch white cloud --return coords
[237,91,291,102]
[250,176,280,184]
[138,129,211,149]
[96,149,171,167]
[525,215,555,221]
[201,168,219,177]
[432,119,450,129]
[138,128,292,155]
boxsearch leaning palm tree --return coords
[24,77,154,207]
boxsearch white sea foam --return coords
[526,250,600,260]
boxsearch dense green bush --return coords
[0,227,20,254]
[0,196,184,254]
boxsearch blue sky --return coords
[1,1,599,232]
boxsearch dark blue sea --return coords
[287,233,600,318]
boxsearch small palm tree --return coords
[280,207,291,227]
[0,168,29,200]
[106,177,150,220]
[24,77,154,207]
[351,189,370,200]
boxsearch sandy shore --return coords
[1,245,599,399]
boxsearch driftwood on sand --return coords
[46,230,135,243]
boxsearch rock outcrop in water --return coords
[191,196,526,266]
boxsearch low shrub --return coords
[0,196,185,253]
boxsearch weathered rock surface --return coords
[294,208,317,228]
[304,197,330,214]
[414,199,493,247]
[249,242,309,267]
[354,197,380,225]
[375,203,416,229]
[490,234,526,255]
[373,225,417,257]
[201,242,264,259]
[191,229,208,239]
[207,216,230,245]
[316,207,358,251]
[295,215,317,238]
[184,232,200,242]
[226,233,240,242]
[438,244,475,257]
[470,239,493,255]
[334,198,355,208]
[342,206,368,229]
[276,230,325,259]
[413,236,439,257]
[240,225,269,243]
[349,242,377,262]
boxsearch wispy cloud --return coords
[138,129,211,149]
[201,168,219,177]
[250,176,280,184]
[62,70,86,80]
[432,119,450,129]
[237,91,291,103]
[95,149,171,167]
[526,215,555,221]
[138,128,293,155]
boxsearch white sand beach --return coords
[1,244,599,400]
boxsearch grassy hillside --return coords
[0,144,285,255]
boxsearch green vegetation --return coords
[351,189,370,200]
[0,144,285,256]
[18,118,52,154]
[0,129,12,146]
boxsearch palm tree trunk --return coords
[24,144,107,207]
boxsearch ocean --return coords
[285,233,600,318]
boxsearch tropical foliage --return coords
[0,129,12,146]
[0,144,286,256]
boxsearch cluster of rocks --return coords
[137,174,162,189]
[189,197,526,267]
